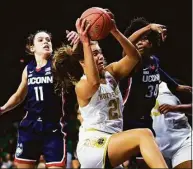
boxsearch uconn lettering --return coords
[142,74,160,82]
[28,76,53,85]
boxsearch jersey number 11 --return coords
[34,86,44,101]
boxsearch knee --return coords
[140,128,154,138]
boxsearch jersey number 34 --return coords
[145,84,159,98]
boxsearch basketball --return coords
[80,7,113,40]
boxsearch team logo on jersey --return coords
[45,67,51,72]
[150,65,156,70]
[45,71,51,75]
[15,143,23,157]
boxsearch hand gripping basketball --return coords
[75,18,91,44]
[80,7,114,40]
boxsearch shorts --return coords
[171,135,192,168]
[14,119,66,167]
[77,129,123,168]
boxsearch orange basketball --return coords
[80,7,113,40]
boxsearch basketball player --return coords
[0,30,79,168]
[121,17,192,133]
[52,12,168,168]
[151,81,192,168]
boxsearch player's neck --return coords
[35,58,48,69]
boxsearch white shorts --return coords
[171,135,192,168]
[77,130,123,168]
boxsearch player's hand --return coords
[150,24,167,42]
[104,8,117,33]
[75,18,91,44]
[66,30,80,45]
[159,104,178,114]
[0,107,5,115]
[177,85,192,93]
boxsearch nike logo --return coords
[53,129,58,132]
[143,67,149,70]
[29,70,34,74]
[37,117,42,122]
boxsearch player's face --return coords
[32,32,53,58]
[91,44,105,72]
[135,35,152,56]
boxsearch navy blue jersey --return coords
[24,59,63,122]
[122,55,178,122]
[122,56,160,121]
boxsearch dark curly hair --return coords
[124,17,162,53]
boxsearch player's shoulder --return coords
[27,60,36,70]
[75,79,86,92]
[151,55,160,62]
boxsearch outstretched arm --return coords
[159,103,192,115]
[160,68,192,93]
[0,66,28,115]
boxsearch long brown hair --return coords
[52,43,84,95]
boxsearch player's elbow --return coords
[13,93,25,104]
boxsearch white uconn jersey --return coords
[79,71,123,134]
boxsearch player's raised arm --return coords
[105,11,141,80]
[75,18,100,102]
[128,23,167,44]
[122,19,167,58]
[0,66,28,115]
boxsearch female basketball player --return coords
[120,17,192,168]
[0,30,79,168]
[121,17,192,133]
[52,12,168,168]
[152,81,192,168]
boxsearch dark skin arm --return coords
[159,103,192,115]
[160,69,192,94]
